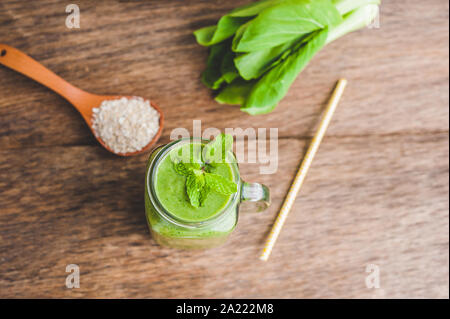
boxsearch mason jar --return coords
[145,138,270,249]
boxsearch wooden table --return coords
[0,0,448,299]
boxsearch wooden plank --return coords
[0,0,448,150]
[0,134,447,298]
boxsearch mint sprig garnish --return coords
[172,134,237,208]
[186,170,206,208]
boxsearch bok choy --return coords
[194,0,380,115]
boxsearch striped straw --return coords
[260,79,348,261]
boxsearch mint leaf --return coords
[199,185,211,206]
[186,172,206,208]
[205,173,238,195]
[171,136,238,208]
[173,161,203,177]
[173,162,190,176]
[172,145,207,208]
[203,133,234,164]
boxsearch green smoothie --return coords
[145,139,240,249]
[155,143,234,223]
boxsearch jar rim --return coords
[146,138,241,229]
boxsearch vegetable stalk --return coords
[333,0,380,16]
[327,3,379,44]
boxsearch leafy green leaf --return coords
[215,78,255,106]
[171,136,238,208]
[241,103,277,115]
[194,0,284,47]
[202,42,229,90]
[173,162,202,176]
[173,162,190,176]
[245,29,329,109]
[220,51,240,84]
[228,0,283,17]
[193,26,217,46]
[199,185,211,206]
[186,171,206,208]
[194,17,249,47]
[195,0,380,116]
[231,21,252,53]
[234,36,302,80]
[205,173,238,195]
[233,0,342,52]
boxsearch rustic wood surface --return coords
[0,0,448,298]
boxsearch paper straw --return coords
[260,79,348,261]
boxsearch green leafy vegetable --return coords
[245,29,329,109]
[172,134,238,208]
[220,51,240,84]
[241,103,277,116]
[232,0,342,52]
[201,42,228,89]
[326,2,380,44]
[194,18,247,47]
[234,36,302,80]
[215,78,255,105]
[194,0,380,115]
[194,0,283,46]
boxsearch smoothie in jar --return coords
[145,138,240,249]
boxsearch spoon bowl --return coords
[80,94,164,156]
[0,44,164,156]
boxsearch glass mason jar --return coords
[145,138,270,249]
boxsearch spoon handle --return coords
[0,44,91,109]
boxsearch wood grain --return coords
[0,0,448,298]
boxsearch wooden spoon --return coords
[0,44,164,156]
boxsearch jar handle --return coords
[240,182,271,213]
